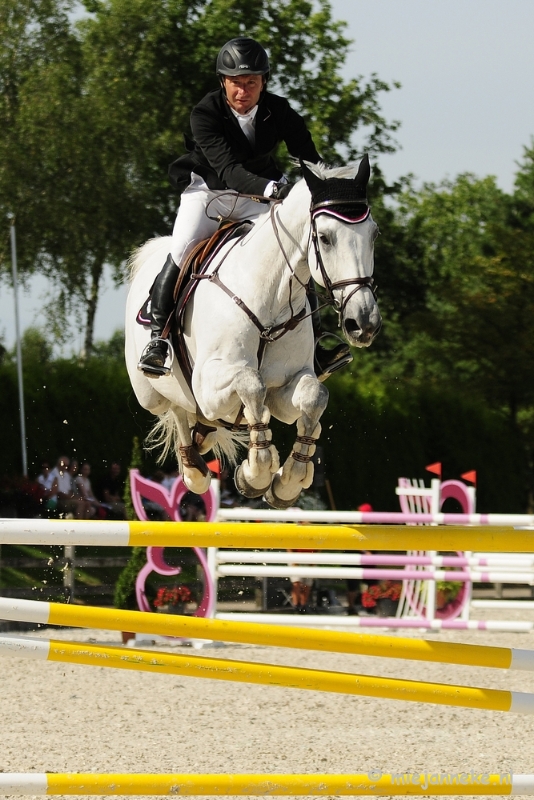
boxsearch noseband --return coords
[310,200,378,315]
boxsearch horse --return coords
[125,156,382,509]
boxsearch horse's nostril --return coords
[344,318,360,334]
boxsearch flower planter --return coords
[375,598,399,617]
[167,603,186,615]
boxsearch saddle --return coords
[136,221,251,334]
[136,220,252,435]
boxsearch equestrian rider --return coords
[137,36,352,380]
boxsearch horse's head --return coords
[300,157,382,348]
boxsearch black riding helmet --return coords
[216,37,270,81]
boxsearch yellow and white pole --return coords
[1,634,534,713]
[0,772,532,795]
[1,518,534,551]
[2,597,534,672]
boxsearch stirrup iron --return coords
[137,337,174,377]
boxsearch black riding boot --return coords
[309,286,353,382]
[137,253,180,377]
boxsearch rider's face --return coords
[224,75,264,115]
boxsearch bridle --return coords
[204,190,378,331]
[309,199,378,318]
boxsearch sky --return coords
[2,0,534,354]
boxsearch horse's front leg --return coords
[232,367,280,498]
[164,406,212,496]
[265,373,329,509]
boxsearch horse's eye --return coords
[319,233,330,246]
[372,227,380,242]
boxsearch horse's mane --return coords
[128,236,168,281]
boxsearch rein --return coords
[202,191,311,343]
[201,192,378,347]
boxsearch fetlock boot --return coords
[309,285,353,382]
[137,253,180,377]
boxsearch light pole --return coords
[8,215,28,477]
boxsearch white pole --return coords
[206,547,218,619]
[63,545,75,602]
[9,217,28,477]
[424,479,441,620]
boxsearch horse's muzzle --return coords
[343,314,382,347]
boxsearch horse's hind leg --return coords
[265,374,328,509]
[232,367,280,498]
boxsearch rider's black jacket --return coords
[168,88,321,196]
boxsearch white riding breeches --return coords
[170,173,271,266]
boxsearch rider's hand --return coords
[271,182,294,201]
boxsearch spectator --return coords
[288,528,315,613]
[36,460,58,515]
[73,462,104,518]
[179,492,206,521]
[290,574,313,613]
[161,468,179,493]
[143,470,170,520]
[49,455,92,519]
[99,462,126,519]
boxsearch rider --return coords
[137,36,353,380]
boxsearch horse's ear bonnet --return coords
[300,155,370,222]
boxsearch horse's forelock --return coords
[301,161,362,182]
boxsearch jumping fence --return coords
[1,518,534,793]
[210,476,534,627]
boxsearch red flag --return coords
[461,470,477,486]
[206,459,221,477]
[425,462,442,478]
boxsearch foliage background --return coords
[0,330,527,512]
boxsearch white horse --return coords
[125,157,382,509]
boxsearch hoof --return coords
[183,472,211,496]
[264,485,302,510]
[234,465,271,499]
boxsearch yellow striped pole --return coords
[1,518,534,551]
[0,772,526,795]
[1,634,533,713]
[2,597,531,671]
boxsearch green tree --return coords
[17,327,53,364]
[365,172,534,426]
[1,1,400,353]
[0,0,138,354]
[0,0,75,272]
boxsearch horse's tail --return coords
[145,410,247,470]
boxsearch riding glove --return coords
[271,182,294,200]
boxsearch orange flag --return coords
[425,462,442,478]
[206,459,221,477]
[461,470,477,486]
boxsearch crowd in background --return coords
[35,456,126,519]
